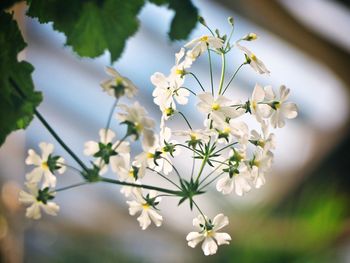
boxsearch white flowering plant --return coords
[16,17,298,256]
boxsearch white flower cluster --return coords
[18,17,298,257]
[19,142,65,219]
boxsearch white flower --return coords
[186,213,231,256]
[249,147,273,188]
[236,42,270,74]
[83,129,130,175]
[127,188,163,230]
[170,47,194,78]
[100,66,138,98]
[197,92,244,124]
[151,72,190,111]
[250,84,272,122]
[18,183,59,220]
[117,102,155,147]
[185,35,224,58]
[134,137,161,173]
[159,127,180,175]
[250,121,276,152]
[112,157,143,197]
[173,129,211,143]
[25,142,65,188]
[214,119,249,145]
[264,85,298,128]
[216,163,251,196]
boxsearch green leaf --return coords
[27,0,145,62]
[0,11,42,146]
[149,0,198,40]
[27,0,198,62]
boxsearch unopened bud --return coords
[243,33,258,41]
[228,16,234,26]
[198,16,206,26]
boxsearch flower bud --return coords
[198,16,206,26]
[228,16,234,26]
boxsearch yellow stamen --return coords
[134,122,142,132]
[147,152,154,159]
[41,162,49,170]
[250,54,257,62]
[205,230,214,237]
[211,103,220,111]
[115,76,123,85]
[142,203,150,209]
[128,170,134,178]
[175,69,184,75]
[200,35,209,42]
[190,132,197,141]
[223,127,231,134]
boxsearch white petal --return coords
[201,237,218,256]
[216,176,234,195]
[186,232,205,248]
[137,210,152,230]
[127,201,142,215]
[25,167,43,183]
[18,190,35,204]
[39,142,54,161]
[83,141,99,156]
[212,214,229,231]
[25,149,41,166]
[26,203,41,220]
[147,209,163,227]
[281,103,298,119]
[213,232,231,245]
[42,170,57,188]
[41,202,59,216]
[99,129,115,144]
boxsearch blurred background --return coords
[1,0,350,262]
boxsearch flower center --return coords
[134,122,142,132]
[41,161,49,170]
[211,103,220,111]
[147,152,154,159]
[142,203,150,210]
[200,35,209,42]
[250,53,257,62]
[190,132,197,141]
[223,127,231,134]
[175,69,184,75]
[205,230,214,237]
[115,76,123,85]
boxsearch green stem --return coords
[54,181,90,193]
[199,172,225,191]
[100,177,181,195]
[213,142,238,155]
[207,49,214,95]
[222,63,246,95]
[181,87,196,96]
[196,155,208,183]
[178,111,192,130]
[147,167,181,190]
[193,200,209,225]
[104,99,118,141]
[189,72,205,92]
[218,53,226,95]
[112,134,128,151]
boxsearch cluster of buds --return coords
[18,16,298,256]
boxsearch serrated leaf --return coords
[0,11,42,146]
[27,0,145,62]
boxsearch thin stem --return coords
[225,26,235,51]
[112,134,129,151]
[196,156,208,183]
[222,63,246,95]
[190,152,196,180]
[192,200,209,225]
[54,181,90,193]
[203,24,215,37]
[188,72,205,92]
[161,157,182,181]
[56,162,82,174]
[199,158,229,187]
[178,111,192,130]
[174,144,201,155]
[207,49,214,95]
[213,142,238,155]
[33,109,90,172]
[104,99,118,141]
[100,177,181,195]
[147,167,181,190]
[181,87,196,96]
[199,172,225,191]
[218,52,226,95]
